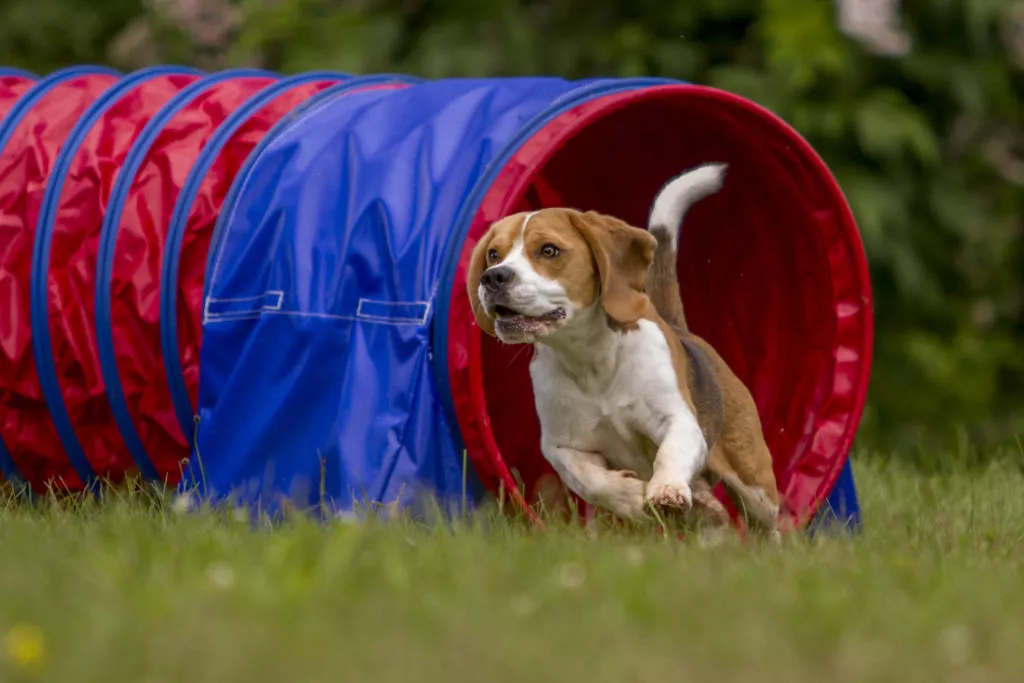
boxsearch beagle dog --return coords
[467,164,781,538]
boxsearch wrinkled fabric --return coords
[197,77,871,525]
[0,72,34,122]
[0,69,870,525]
[99,75,278,483]
[0,70,118,492]
[193,77,575,516]
[162,74,344,448]
[0,69,36,484]
[38,70,201,486]
[446,84,873,528]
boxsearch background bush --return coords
[2,0,1023,457]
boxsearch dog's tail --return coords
[645,162,728,333]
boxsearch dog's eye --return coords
[487,248,499,264]
[540,244,560,258]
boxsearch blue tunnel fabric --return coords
[193,77,588,516]
[160,70,354,440]
[0,65,864,530]
[160,73,402,441]
[193,74,864,528]
[811,459,861,533]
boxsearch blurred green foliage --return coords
[2,0,1024,454]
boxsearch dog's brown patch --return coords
[646,226,688,333]
[686,335,782,533]
[520,211,599,310]
[467,216,524,336]
[566,210,657,328]
[679,336,725,451]
[643,214,780,536]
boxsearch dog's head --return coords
[467,208,658,344]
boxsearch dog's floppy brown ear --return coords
[569,210,657,326]
[466,231,497,337]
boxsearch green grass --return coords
[1,455,1023,683]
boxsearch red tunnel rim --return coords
[447,83,875,525]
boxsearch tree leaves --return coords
[853,89,940,165]
[760,0,849,90]
[6,0,1024,453]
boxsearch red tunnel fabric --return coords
[175,78,342,425]
[0,72,26,485]
[447,85,872,528]
[105,75,280,481]
[0,73,34,121]
[43,72,202,482]
[0,71,35,485]
[0,72,119,492]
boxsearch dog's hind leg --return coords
[711,438,781,541]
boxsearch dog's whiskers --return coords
[470,297,486,327]
[506,344,532,369]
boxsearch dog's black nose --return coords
[481,265,515,291]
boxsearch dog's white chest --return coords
[529,319,685,478]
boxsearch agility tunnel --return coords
[0,67,871,532]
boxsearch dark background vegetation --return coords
[2,0,1023,458]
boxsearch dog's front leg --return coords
[541,443,649,521]
[645,413,707,511]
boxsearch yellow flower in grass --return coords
[4,623,45,671]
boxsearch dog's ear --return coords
[467,230,497,337]
[569,210,657,327]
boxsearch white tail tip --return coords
[647,162,728,248]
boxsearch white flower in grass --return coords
[205,561,236,590]
[557,562,586,590]
[170,493,193,515]
[625,546,644,567]
[334,509,360,526]
[510,595,536,617]
[937,624,972,666]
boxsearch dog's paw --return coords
[600,475,648,522]
[690,489,731,527]
[645,480,693,511]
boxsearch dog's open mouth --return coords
[492,305,565,331]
